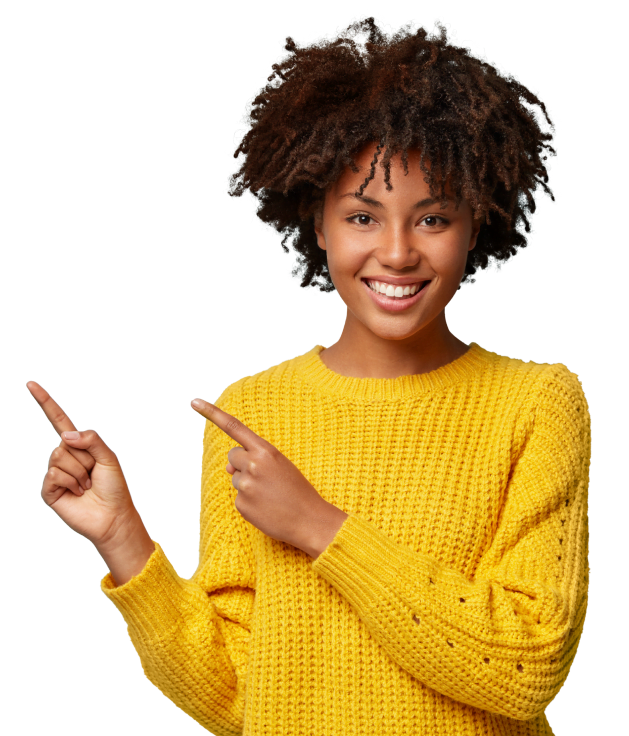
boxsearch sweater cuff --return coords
[311,513,440,605]
[100,540,196,643]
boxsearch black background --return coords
[22,6,628,734]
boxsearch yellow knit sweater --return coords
[101,342,590,736]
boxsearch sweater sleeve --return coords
[311,364,590,721]
[100,386,256,736]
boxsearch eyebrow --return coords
[339,193,450,209]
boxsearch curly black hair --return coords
[229,17,555,291]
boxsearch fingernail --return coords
[85,478,92,490]
[191,399,203,409]
[63,431,79,440]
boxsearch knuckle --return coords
[260,444,278,461]
[50,446,64,463]
[226,418,242,432]
[52,408,68,426]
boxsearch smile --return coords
[361,278,430,312]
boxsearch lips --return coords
[362,278,429,298]
[361,277,430,312]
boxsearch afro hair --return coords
[229,17,556,291]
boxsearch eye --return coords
[346,213,371,225]
[424,215,449,229]
[345,212,450,230]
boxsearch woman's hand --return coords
[27,381,141,552]
[191,398,348,558]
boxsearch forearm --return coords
[96,512,155,587]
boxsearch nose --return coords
[376,224,421,271]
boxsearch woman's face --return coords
[315,144,481,343]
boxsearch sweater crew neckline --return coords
[297,341,489,401]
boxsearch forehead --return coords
[329,143,430,199]
[352,143,423,169]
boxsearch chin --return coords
[361,319,426,342]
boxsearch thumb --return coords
[61,430,119,466]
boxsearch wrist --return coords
[302,502,349,560]
[96,512,155,587]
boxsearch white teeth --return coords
[367,280,423,298]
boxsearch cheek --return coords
[325,233,365,275]
[425,232,469,273]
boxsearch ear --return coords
[468,216,482,252]
[314,208,326,251]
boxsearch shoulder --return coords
[530,363,588,415]
[472,343,585,401]
[214,349,312,414]
[475,346,590,455]
[470,345,590,449]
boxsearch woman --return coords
[28,18,590,736]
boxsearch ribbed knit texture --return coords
[101,342,590,735]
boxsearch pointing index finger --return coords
[191,398,260,451]
[26,381,78,437]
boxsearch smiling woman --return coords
[226,15,555,377]
[313,145,482,376]
[229,17,554,297]
[29,15,590,736]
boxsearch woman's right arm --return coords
[27,381,254,736]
